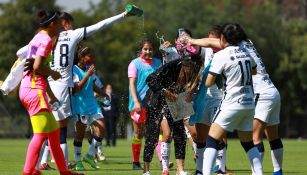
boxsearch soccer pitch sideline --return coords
[0,139,306,175]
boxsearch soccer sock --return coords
[48,129,69,173]
[88,139,96,156]
[269,138,283,172]
[216,141,227,172]
[60,127,68,165]
[23,133,46,174]
[93,135,102,153]
[40,142,50,164]
[255,142,265,163]
[241,141,263,175]
[196,142,206,172]
[89,135,103,156]
[73,140,82,162]
[202,136,219,175]
[156,139,162,161]
[132,136,142,163]
[161,141,170,171]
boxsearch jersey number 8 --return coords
[59,44,69,67]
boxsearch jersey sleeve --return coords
[128,61,137,78]
[37,38,52,58]
[16,45,28,59]
[209,53,224,75]
[250,56,257,69]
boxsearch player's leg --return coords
[73,119,86,171]
[195,123,210,174]
[132,120,145,170]
[172,119,187,175]
[160,117,171,175]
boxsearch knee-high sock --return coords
[270,138,283,172]
[196,142,206,172]
[48,129,68,173]
[202,136,219,175]
[73,140,82,162]
[23,133,46,174]
[216,142,227,172]
[156,135,162,161]
[161,141,170,171]
[132,136,142,163]
[40,141,50,164]
[241,141,263,175]
[60,127,68,165]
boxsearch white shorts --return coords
[49,81,72,121]
[73,113,104,125]
[213,109,255,132]
[254,88,281,126]
[198,97,221,125]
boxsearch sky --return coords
[0,0,101,12]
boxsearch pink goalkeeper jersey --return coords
[20,31,53,89]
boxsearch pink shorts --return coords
[19,87,51,116]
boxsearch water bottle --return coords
[125,4,143,16]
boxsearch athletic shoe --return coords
[195,170,203,175]
[132,162,143,170]
[74,161,85,171]
[213,165,220,173]
[32,169,42,175]
[96,152,106,161]
[215,169,227,175]
[162,170,170,175]
[273,169,283,175]
[176,171,188,175]
[83,153,100,169]
[39,162,55,170]
[143,171,151,175]
[67,161,76,169]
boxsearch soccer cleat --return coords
[273,169,283,175]
[176,171,188,175]
[83,153,100,169]
[39,162,55,170]
[215,169,227,175]
[162,170,170,175]
[143,171,151,175]
[74,161,85,171]
[132,162,143,170]
[195,170,203,175]
[213,165,220,173]
[67,161,76,169]
[32,169,42,175]
[96,152,106,161]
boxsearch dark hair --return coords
[37,10,59,28]
[59,12,74,23]
[208,25,222,37]
[137,39,155,56]
[74,45,92,64]
[221,23,247,46]
[176,28,192,39]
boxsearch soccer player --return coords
[19,10,82,175]
[201,23,263,175]
[128,39,161,170]
[239,39,283,175]
[16,10,134,170]
[71,45,107,170]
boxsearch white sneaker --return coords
[143,171,151,175]
[96,152,106,161]
[176,171,188,175]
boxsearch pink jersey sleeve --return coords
[128,61,137,78]
[36,36,52,58]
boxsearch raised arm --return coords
[188,38,222,49]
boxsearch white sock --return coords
[161,142,170,171]
[196,146,205,172]
[74,146,82,162]
[247,147,263,175]
[88,140,96,156]
[94,138,102,153]
[97,144,102,154]
[271,148,283,172]
[40,145,50,164]
[60,143,68,165]
[216,146,227,172]
[202,147,217,175]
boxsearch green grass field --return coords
[0,139,306,175]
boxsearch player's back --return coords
[49,29,84,87]
[211,46,256,110]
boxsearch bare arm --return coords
[72,66,94,95]
[205,73,216,87]
[188,38,222,49]
[33,55,60,80]
[47,83,58,104]
[129,77,141,112]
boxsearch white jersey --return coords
[209,46,257,110]
[240,40,276,93]
[162,47,180,64]
[17,12,126,88]
[203,48,223,99]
